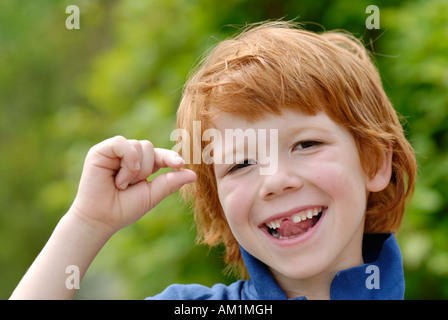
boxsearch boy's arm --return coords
[10,136,196,299]
[10,212,112,300]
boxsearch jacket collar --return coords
[240,233,404,300]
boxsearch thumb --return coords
[148,169,196,208]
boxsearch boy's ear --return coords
[366,146,393,192]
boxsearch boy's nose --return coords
[258,163,304,200]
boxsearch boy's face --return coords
[213,109,387,293]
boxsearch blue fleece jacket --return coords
[147,233,404,300]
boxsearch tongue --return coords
[276,218,317,238]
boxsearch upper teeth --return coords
[265,207,322,230]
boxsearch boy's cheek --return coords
[218,184,255,222]
[306,157,364,192]
[313,163,369,215]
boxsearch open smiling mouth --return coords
[264,206,325,240]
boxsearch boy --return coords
[10,21,416,300]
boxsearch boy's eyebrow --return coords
[284,123,333,137]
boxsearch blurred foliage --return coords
[0,0,447,299]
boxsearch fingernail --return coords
[134,161,141,170]
[120,182,129,190]
[173,155,185,165]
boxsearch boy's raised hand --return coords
[10,136,196,299]
[70,136,196,235]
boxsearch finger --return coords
[152,148,185,173]
[117,144,184,190]
[112,137,141,172]
[148,169,196,208]
[90,136,141,170]
[86,136,140,186]
[129,140,155,185]
[96,136,141,190]
[128,139,143,165]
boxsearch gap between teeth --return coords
[265,207,322,230]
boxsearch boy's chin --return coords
[268,255,332,282]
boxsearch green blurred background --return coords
[1,0,447,299]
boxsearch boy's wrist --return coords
[65,206,117,243]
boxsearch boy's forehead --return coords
[205,105,280,126]
[206,107,323,131]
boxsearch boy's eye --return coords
[293,140,322,150]
[227,159,257,174]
